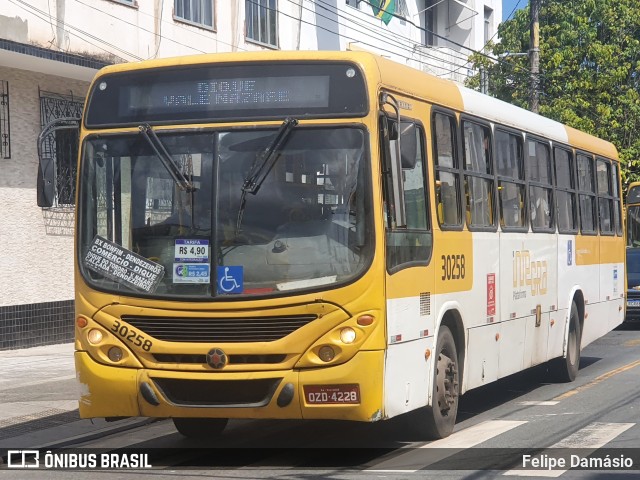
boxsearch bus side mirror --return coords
[400,122,418,169]
[386,118,398,141]
[37,156,55,207]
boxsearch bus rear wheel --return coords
[416,325,459,439]
[172,417,228,438]
[551,302,581,382]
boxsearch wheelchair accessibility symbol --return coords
[217,266,243,294]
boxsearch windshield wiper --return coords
[235,117,298,234]
[139,124,195,192]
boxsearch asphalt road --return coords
[2,323,640,479]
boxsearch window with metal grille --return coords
[174,0,214,28]
[0,80,9,159]
[246,0,278,47]
[39,91,83,207]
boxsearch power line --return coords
[276,0,462,75]
[9,0,141,61]
[284,0,481,78]
[314,0,473,65]
[74,0,249,57]
[13,0,519,86]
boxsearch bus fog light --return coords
[318,346,335,362]
[340,327,356,344]
[87,329,103,344]
[108,346,123,362]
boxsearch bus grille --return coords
[152,353,287,365]
[122,314,317,343]
[151,377,282,407]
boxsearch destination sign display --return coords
[84,236,164,293]
[126,75,330,113]
[85,62,368,126]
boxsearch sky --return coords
[503,0,526,21]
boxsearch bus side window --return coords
[462,120,494,228]
[527,139,554,231]
[433,112,461,227]
[612,163,622,236]
[383,119,432,271]
[554,147,578,233]
[596,158,614,235]
[577,153,597,234]
[495,129,526,229]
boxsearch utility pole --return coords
[530,0,540,113]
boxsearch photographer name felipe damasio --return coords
[522,454,634,470]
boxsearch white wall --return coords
[0,66,88,306]
[1,1,500,78]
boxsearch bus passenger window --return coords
[554,147,578,233]
[527,139,553,231]
[612,163,622,236]
[383,120,432,271]
[596,158,614,234]
[495,129,525,229]
[462,121,494,228]
[433,113,461,227]
[577,153,597,233]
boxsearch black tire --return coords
[172,417,228,438]
[551,302,582,382]
[410,325,460,439]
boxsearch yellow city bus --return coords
[42,50,625,440]
[625,182,640,320]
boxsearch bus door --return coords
[378,97,435,417]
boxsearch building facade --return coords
[0,0,501,349]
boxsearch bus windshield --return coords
[78,126,372,298]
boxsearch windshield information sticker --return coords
[174,239,209,263]
[173,239,210,284]
[84,236,164,293]
[173,263,210,283]
[217,266,243,294]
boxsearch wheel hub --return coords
[436,352,459,415]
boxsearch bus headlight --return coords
[318,346,335,362]
[87,329,104,345]
[340,327,357,344]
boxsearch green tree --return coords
[468,0,640,186]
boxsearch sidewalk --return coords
[0,343,78,438]
[0,343,154,452]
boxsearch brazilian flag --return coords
[371,0,396,25]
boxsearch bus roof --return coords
[93,50,618,160]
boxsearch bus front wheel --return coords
[172,417,228,438]
[551,302,582,382]
[417,325,460,439]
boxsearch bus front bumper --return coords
[75,349,384,422]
